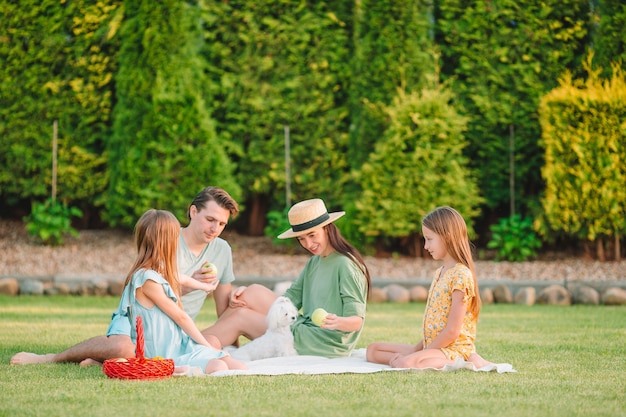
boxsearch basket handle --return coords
[135,316,145,360]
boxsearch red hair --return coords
[124,209,182,308]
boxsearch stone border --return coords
[1,275,625,306]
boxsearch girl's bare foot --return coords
[468,353,493,369]
[223,356,248,370]
[10,352,55,365]
[79,358,102,367]
[205,358,229,374]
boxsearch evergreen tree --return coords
[200,0,353,233]
[349,0,434,169]
[354,85,483,254]
[0,0,120,221]
[435,0,591,222]
[592,0,626,75]
[106,0,239,227]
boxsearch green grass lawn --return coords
[1,295,624,417]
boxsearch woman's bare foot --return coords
[10,352,56,365]
[468,353,493,369]
[79,358,102,367]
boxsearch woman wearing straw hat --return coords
[203,198,371,358]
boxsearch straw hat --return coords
[277,199,345,239]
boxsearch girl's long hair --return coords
[422,206,481,318]
[124,209,182,308]
[324,223,372,298]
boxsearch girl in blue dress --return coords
[122,209,247,374]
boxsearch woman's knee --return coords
[365,343,380,361]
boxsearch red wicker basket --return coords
[103,316,175,380]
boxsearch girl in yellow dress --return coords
[366,206,491,369]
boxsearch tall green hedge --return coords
[538,58,626,260]
[0,0,120,218]
[348,0,434,170]
[0,0,624,255]
[353,85,483,254]
[105,0,239,227]
[435,0,591,218]
[592,0,626,75]
[199,0,354,232]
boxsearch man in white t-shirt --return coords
[178,187,238,320]
[10,186,239,366]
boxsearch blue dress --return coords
[127,269,227,370]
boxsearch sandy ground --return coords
[1,220,624,284]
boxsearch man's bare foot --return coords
[10,352,56,365]
[79,358,102,367]
[468,353,493,369]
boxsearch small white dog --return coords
[230,296,298,361]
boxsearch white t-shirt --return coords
[178,231,235,319]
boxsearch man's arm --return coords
[212,282,232,317]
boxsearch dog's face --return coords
[267,296,298,329]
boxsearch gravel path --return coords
[1,220,624,284]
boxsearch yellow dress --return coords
[422,263,477,360]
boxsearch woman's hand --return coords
[320,314,363,332]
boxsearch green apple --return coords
[311,308,328,327]
[202,262,218,276]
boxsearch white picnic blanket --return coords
[173,348,516,377]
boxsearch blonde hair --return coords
[124,209,182,308]
[422,206,481,318]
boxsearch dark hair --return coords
[325,223,372,298]
[187,186,239,220]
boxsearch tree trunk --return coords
[400,233,423,257]
[616,233,621,262]
[582,241,593,260]
[247,194,268,236]
[412,233,423,258]
[596,237,605,262]
[375,237,388,258]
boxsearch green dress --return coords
[283,252,368,358]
